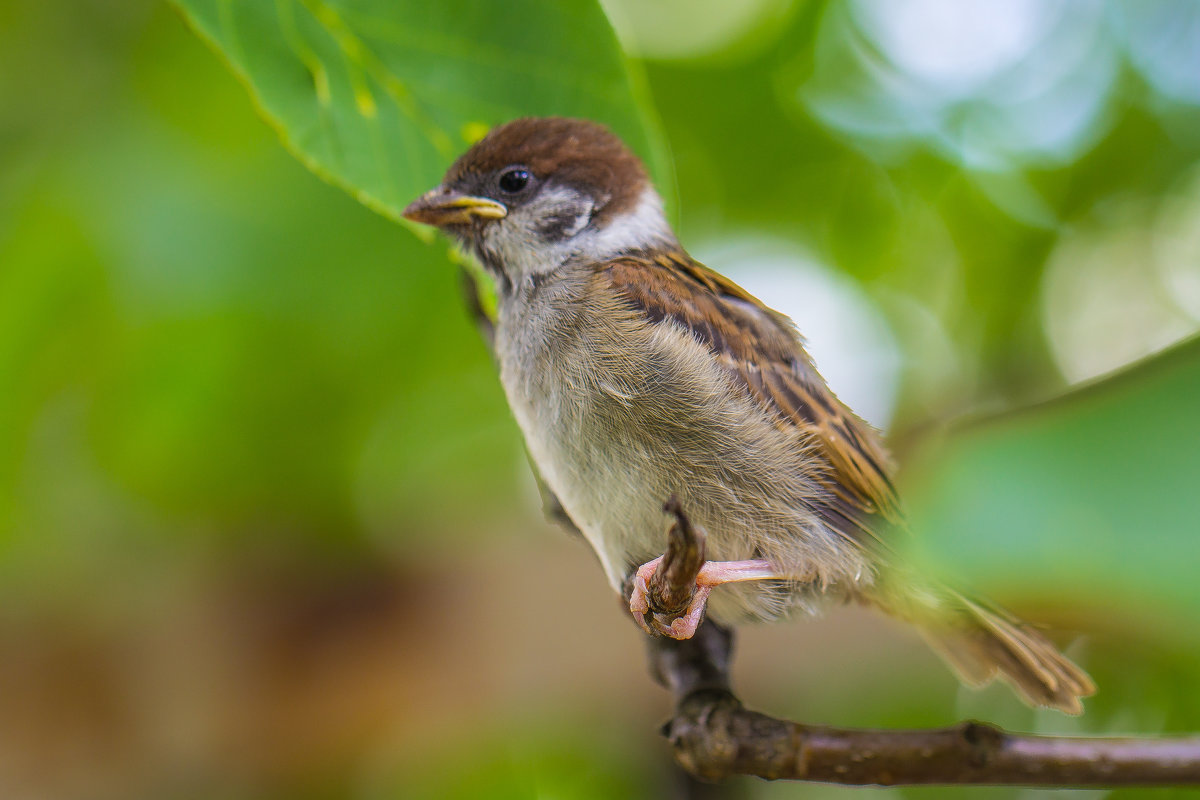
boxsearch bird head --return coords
[403,117,674,283]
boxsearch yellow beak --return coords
[402,188,507,226]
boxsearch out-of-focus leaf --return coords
[168,0,671,223]
[902,335,1200,620]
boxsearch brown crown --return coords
[444,117,650,221]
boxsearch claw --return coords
[630,573,649,616]
[663,584,711,640]
[630,578,653,635]
[628,556,662,635]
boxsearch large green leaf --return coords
[901,335,1200,622]
[169,0,671,224]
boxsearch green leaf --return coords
[169,0,671,225]
[902,335,1200,621]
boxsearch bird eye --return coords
[498,168,531,194]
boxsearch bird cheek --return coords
[537,200,595,242]
[536,212,582,241]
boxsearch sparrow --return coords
[403,117,1094,714]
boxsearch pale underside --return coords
[495,265,877,624]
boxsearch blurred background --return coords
[2,0,1200,798]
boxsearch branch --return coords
[662,692,1200,786]
[642,501,1200,787]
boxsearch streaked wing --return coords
[596,250,902,545]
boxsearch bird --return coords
[402,116,1094,714]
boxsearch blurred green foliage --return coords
[3,0,1200,798]
[905,338,1200,626]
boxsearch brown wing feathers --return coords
[599,252,901,540]
[600,253,1096,713]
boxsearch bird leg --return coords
[631,558,780,639]
[628,497,783,640]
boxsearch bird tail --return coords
[870,582,1095,715]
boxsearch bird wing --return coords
[597,250,902,545]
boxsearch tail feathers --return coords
[917,593,1095,715]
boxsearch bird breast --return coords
[493,273,872,619]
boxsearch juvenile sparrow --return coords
[403,117,1094,714]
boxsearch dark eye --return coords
[498,168,531,194]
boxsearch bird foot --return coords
[629,557,778,640]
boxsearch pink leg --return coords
[697,559,779,586]
[629,558,784,640]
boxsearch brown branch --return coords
[662,691,1200,786]
[641,500,1200,788]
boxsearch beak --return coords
[402,187,507,227]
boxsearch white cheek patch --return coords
[583,188,675,259]
[532,186,596,241]
[481,186,676,281]
[561,209,591,238]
